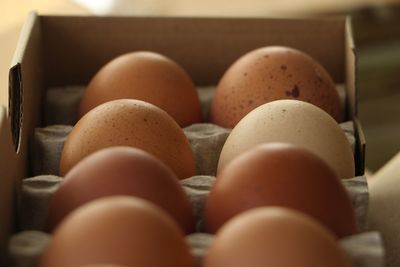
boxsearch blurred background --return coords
[0,0,399,173]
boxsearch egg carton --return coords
[11,172,381,267]
[13,123,380,266]
[33,85,355,177]
[28,120,362,225]
[8,85,383,266]
[43,84,348,126]
[9,229,384,267]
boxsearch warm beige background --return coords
[0,0,88,108]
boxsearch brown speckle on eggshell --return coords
[210,46,343,128]
[60,99,196,179]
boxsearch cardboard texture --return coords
[0,12,367,265]
[40,16,346,87]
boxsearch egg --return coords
[50,147,195,233]
[218,99,355,179]
[203,207,352,267]
[40,196,196,267]
[205,143,357,237]
[60,99,196,179]
[79,51,202,127]
[368,152,400,267]
[210,46,343,128]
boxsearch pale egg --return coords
[218,100,354,179]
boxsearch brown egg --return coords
[205,143,357,237]
[204,207,352,267]
[210,46,343,128]
[218,100,355,179]
[79,51,202,127]
[50,147,195,233]
[60,99,196,179]
[40,196,196,267]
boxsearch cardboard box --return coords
[0,12,366,264]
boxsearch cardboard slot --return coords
[8,65,22,152]
[354,117,366,176]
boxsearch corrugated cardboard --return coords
[0,12,366,264]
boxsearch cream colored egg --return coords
[218,100,354,179]
[368,152,400,267]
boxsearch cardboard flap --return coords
[8,11,39,153]
[8,10,44,177]
[10,12,39,67]
[4,14,45,263]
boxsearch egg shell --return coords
[206,143,357,237]
[60,99,196,179]
[50,147,195,233]
[218,99,355,179]
[204,207,352,267]
[210,46,343,128]
[79,51,202,127]
[40,196,196,267]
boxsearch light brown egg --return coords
[79,51,202,127]
[205,143,357,237]
[60,99,196,179]
[40,196,196,267]
[210,46,343,128]
[218,100,355,179]
[50,147,195,233]
[204,207,353,267]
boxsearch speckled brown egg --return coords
[50,147,195,233]
[205,143,357,238]
[210,46,343,128]
[60,99,196,179]
[79,51,202,127]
